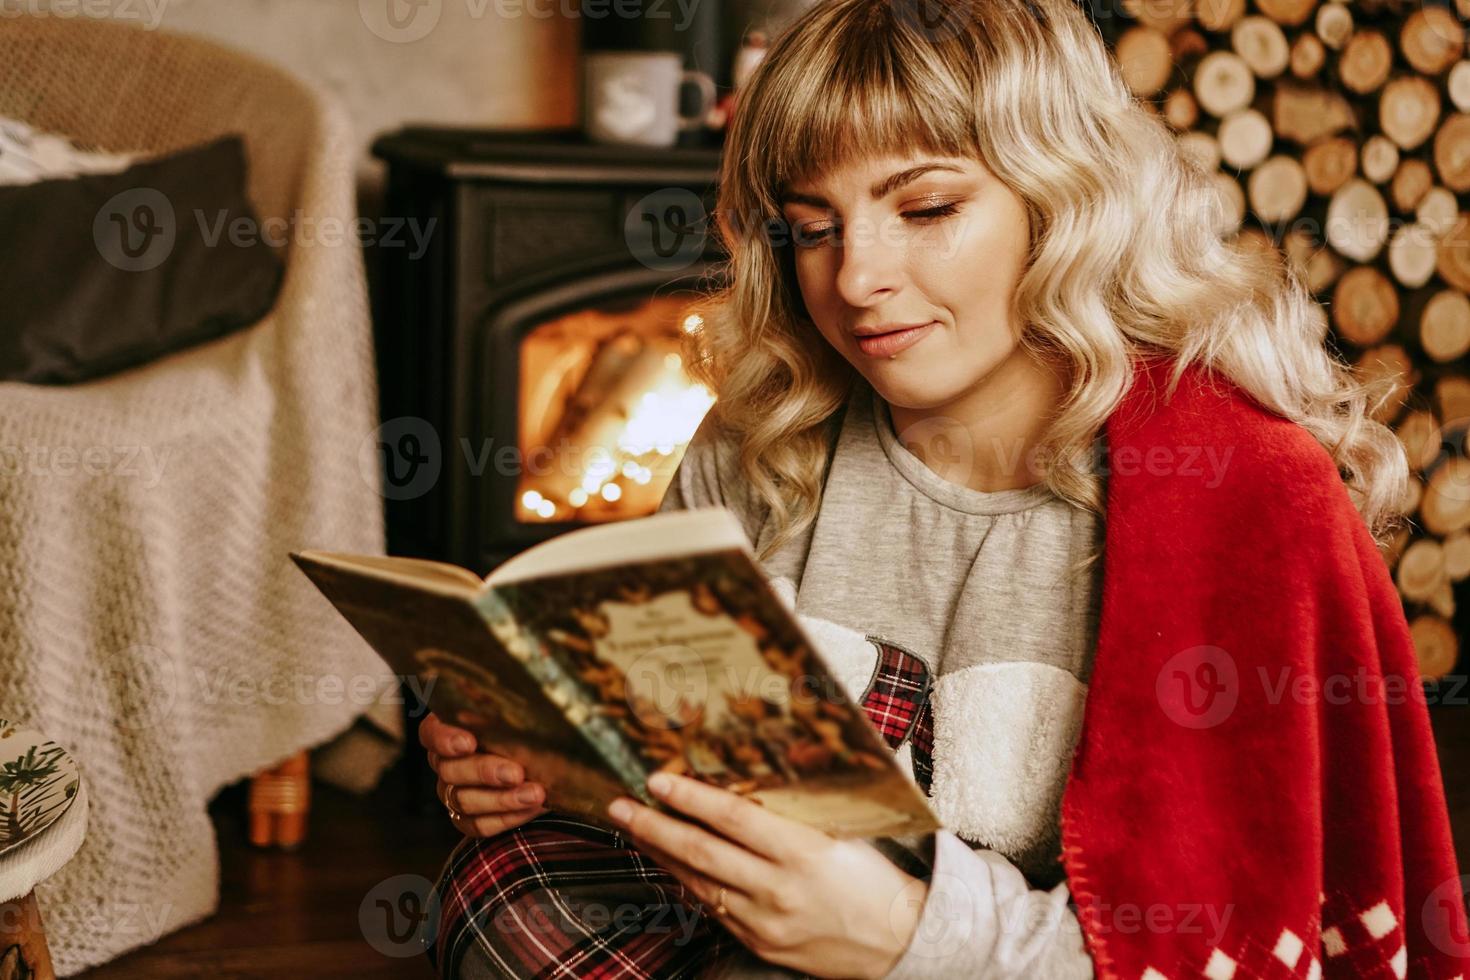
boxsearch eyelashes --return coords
[793,201,963,247]
[904,202,962,221]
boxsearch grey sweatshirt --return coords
[657,378,1101,979]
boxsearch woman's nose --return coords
[834,216,905,307]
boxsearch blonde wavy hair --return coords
[684,0,1410,563]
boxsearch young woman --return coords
[419,0,1469,977]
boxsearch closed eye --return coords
[791,201,963,248]
[902,201,962,221]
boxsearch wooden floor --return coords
[79,769,462,978]
[74,708,1470,978]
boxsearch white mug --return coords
[584,51,717,148]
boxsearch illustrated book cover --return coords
[290,507,939,838]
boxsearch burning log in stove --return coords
[517,297,714,523]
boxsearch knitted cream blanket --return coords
[0,17,403,974]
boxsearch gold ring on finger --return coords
[715,885,728,916]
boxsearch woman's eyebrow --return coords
[778,163,967,208]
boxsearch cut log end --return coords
[1410,614,1460,681]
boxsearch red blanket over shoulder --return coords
[1060,355,1470,980]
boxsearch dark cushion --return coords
[0,134,284,384]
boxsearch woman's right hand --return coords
[419,711,548,836]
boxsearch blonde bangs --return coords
[729,6,981,219]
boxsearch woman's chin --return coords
[862,369,964,414]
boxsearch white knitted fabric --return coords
[0,17,404,975]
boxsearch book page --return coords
[297,507,749,594]
[486,507,749,586]
[295,551,485,595]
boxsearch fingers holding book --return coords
[432,752,526,788]
[435,776,546,836]
[641,771,825,861]
[606,780,775,896]
[418,710,479,757]
[421,711,548,836]
[607,771,927,979]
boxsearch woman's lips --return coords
[855,321,937,358]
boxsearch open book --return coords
[290,507,940,839]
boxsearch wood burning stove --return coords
[370,128,725,574]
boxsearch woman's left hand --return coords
[607,771,928,980]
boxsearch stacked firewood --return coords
[1109,0,1470,681]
